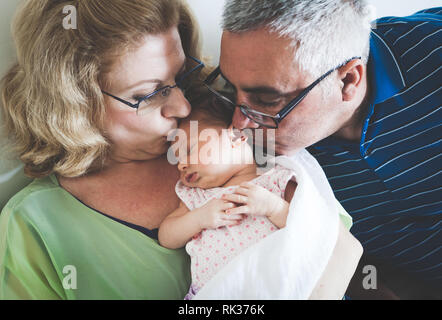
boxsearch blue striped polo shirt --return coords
[308,7,441,285]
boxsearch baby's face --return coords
[173,117,250,189]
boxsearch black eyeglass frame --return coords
[203,56,362,128]
[102,55,204,111]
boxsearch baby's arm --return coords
[158,201,201,249]
[158,199,243,249]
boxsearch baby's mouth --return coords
[185,172,199,184]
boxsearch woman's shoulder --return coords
[1,174,65,219]
[0,174,79,241]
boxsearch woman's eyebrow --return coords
[219,68,283,96]
[125,79,162,91]
[125,60,186,92]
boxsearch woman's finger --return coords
[222,193,248,204]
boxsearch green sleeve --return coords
[336,199,353,230]
[0,206,66,300]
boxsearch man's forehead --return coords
[220,29,303,91]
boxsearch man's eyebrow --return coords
[219,68,284,96]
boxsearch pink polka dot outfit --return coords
[175,164,295,299]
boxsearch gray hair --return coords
[222,0,374,96]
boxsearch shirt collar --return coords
[368,30,406,105]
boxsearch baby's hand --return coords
[221,182,288,220]
[197,198,244,230]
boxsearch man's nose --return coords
[231,107,260,130]
[162,88,191,119]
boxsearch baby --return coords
[158,102,297,300]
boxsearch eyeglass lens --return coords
[136,57,201,116]
[205,72,278,127]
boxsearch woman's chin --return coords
[151,138,171,155]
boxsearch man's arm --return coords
[308,220,363,300]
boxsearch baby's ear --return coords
[227,125,248,148]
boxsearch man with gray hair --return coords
[204,0,441,298]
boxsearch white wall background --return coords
[0,0,440,208]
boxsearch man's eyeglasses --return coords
[102,56,204,116]
[203,57,361,128]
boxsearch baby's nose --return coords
[177,161,188,172]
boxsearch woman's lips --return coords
[185,172,199,183]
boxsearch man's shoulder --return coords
[373,8,440,44]
[375,7,441,27]
[373,7,441,47]
[371,7,441,89]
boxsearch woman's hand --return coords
[197,198,244,230]
[221,182,289,228]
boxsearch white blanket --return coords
[194,149,340,299]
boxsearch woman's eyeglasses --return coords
[102,56,204,116]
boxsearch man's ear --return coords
[339,60,365,102]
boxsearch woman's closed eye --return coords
[132,94,148,102]
[132,88,160,102]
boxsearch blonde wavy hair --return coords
[1,0,202,178]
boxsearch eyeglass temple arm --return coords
[204,66,221,85]
[277,56,361,120]
[102,91,138,109]
[176,56,205,83]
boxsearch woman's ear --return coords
[339,60,365,102]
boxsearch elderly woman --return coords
[0,0,361,300]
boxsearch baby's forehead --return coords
[174,116,226,149]
[179,110,226,132]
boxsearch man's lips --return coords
[184,172,199,183]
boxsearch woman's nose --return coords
[162,88,191,119]
[232,107,260,130]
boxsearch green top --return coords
[0,174,191,300]
[0,173,353,300]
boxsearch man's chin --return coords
[275,147,302,157]
[254,140,301,157]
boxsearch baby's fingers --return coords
[222,193,248,204]
[222,213,243,221]
[240,181,254,188]
[233,187,249,196]
[226,206,250,215]
[222,201,236,210]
